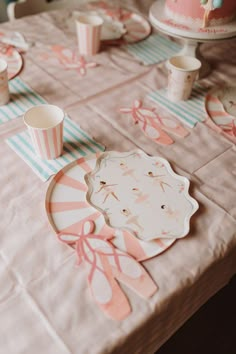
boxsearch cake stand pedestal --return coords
[149,0,236,78]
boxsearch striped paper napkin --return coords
[147,84,208,128]
[0,77,46,125]
[6,116,105,181]
[125,34,181,65]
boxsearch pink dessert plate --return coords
[45,153,177,262]
[205,87,236,143]
[0,38,23,80]
[118,9,151,44]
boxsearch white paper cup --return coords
[167,56,202,102]
[76,14,103,56]
[0,59,10,106]
[24,104,64,160]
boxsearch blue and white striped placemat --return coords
[6,116,105,181]
[125,34,181,65]
[147,84,208,128]
[0,77,46,125]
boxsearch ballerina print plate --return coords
[85,150,199,241]
[45,153,176,262]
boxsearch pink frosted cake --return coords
[165,0,236,28]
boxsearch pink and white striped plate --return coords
[119,10,151,44]
[45,154,176,261]
[205,87,236,143]
[0,47,23,80]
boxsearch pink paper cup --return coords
[0,59,10,106]
[24,104,64,160]
[76,14,103,56]
[167,56,202,102]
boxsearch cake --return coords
[165,0,236,28]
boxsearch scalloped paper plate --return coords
[85,150,199,241]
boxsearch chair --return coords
[7,0,85,21]
[0,1,8,22]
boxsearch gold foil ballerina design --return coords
[121,208,144,233]
[120,161,139,181]
[146,171,171,192]
[96,181,120,203]
[132,188,149,204]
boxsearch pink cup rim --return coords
[24,104,64,130]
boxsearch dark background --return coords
[157,276,236,354]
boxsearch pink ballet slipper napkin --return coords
[58,219,158,320]
[147,84,208,128]
[6,116,105,181]
[125,34,181,65]
[0,77,47,125]
[41,45,98,76]
[119,99,189,145]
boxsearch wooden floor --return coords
[157,276,236,354]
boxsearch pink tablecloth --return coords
[0,1,235,353]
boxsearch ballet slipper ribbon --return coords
[120,99,189,144]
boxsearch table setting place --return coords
[0,1,235,354]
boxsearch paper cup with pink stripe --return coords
[76,14,103,56]
[24,104,64,160]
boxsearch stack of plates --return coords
[46,150,198,261]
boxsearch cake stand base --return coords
[177,40,211,78]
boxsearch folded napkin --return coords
[125,34,181,65]
[6,116,105,181]
[0,77,46,125]
[0,31,30,51]
[147,84,208,128]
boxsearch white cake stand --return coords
[149,0,236,77]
